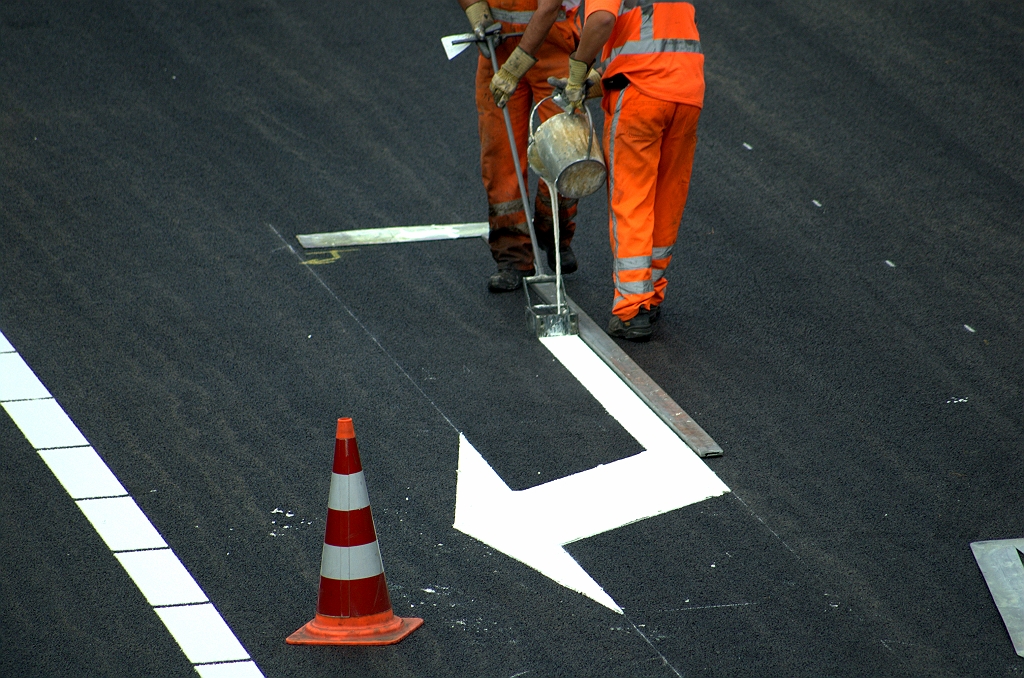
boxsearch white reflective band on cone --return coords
[320,541,385,581]
[327,471,371,512]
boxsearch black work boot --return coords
[487,267,526,292]
[607,307,654,341]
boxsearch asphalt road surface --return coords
[2,0,1022,676]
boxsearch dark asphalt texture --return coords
[2,0,1022,676]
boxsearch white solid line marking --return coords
[885,260,896,268]
[0,353,52,401]
[76,497,169,552]
[115,549,210,607]
[742,142,753,150]
[37,446,128,499]
[965,325,976,333]
[193,661,266,678]
[812,200,822,207]
[0,328,263,676]
[540,335,695,455]
[154,604,251,664]
[1,399,89,449]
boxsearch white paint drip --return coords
[0,329,264,677]
[812,200,822,207]
[964,325,976,333]
[742,142,753,150]
[885,260,895,268]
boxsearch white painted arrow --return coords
[454,335,730,613]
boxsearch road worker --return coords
[554,0,705,339]
[459,0,583,292]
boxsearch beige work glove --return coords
[547,55,602,110]
[564,55,592,108]
[490,46,537,107]
[465,1,500,57]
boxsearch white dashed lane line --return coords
[0,331,264,678]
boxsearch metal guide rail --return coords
[530,281,723,458]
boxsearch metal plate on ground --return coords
[296,222,488,249]
[531,282,723,458]
[972,539,1024,657]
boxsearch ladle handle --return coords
[529,94,555,145]
[582,103,596,159]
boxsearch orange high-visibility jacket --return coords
[587,0,704,107]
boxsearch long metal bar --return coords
[296,222,487,249]
[532,282,723,458]
[487,34,550,276]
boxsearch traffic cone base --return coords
[286,610,423,646]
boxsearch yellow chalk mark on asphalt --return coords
[302,248,356,265]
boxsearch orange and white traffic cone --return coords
[286,418,423,646]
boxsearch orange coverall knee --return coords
[475,22,580,271]
[602,85,701,321]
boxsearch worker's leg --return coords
[649,103,701,309]
[602,87,673,321]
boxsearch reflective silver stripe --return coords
[489,199,524,217]
[617,280,654,295]
[492,8,567,24]
[615,255,651,271]
[651,267,666,281]
[652,245,674,260]
[320,542,384,581]
[608,88,627,266]
[607,38,702,62]
[640,5,654,41]
[327,471,370,512]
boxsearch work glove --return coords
[490,46,537,108]
[465,1,500,58]
[547,55,602,111]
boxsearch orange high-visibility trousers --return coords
[476,25,580,270]
[602,85,701,321]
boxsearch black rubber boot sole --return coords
[607,311,654,341]
[487,268,526,292]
